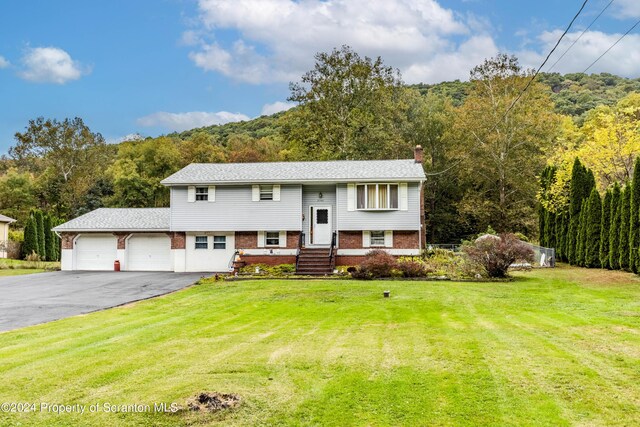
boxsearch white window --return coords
[195,187,208,201]
[265,231,279,246]
[370,231,385,246]
[356,184,399,210]
[195,236,208,249]
[213,236,226,249]
[260,185,273,200]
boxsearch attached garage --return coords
[126,234,172,271]
[74,234,118,271]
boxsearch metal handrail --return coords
[228,250,239,271]
[329,231,337,270]
[295,232,305,271]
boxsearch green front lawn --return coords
[0,259,59,277]
[1,266,640,426]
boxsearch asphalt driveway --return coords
[0,271,204,332]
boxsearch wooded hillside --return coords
[1,46,638,246]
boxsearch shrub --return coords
[351,250,397,279]
[239,263,296,276]
[396,257,431,277]
[462,233,534,278]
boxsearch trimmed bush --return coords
[351,250,397,279]
[463,233,534,278]
[396,257,432,278]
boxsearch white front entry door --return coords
[310,206,331,245]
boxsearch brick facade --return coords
[338,231,362,249]
[169,232,186,250]
[113,233,130,250]
[393,231,420,249]
[235,231,301,249]
[61,233,76,249]
[241,255,296,266]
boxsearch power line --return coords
[503,0,590,118]
[582,18,640,73]
[547,0,615,72]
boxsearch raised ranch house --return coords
[54,146,426,273]
[0,213,16,258]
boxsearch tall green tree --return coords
[34,210,45,258]
[600,188,612,268]
[568,159,590,264]
[43,214,55,262]
[576,204,588,266]
[284,45,410,160]
[21,215,38,259]
[585,188,602,267]
[545,210,556,249]
[454,54,559,235]
[609,183,622,270]
[630,157,640,273]
[619,185,632,271]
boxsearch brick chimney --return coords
[414,145,423,163]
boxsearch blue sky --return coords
[1,0,639,153]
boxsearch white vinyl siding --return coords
[336,183,420,231]
[171,185,302,231]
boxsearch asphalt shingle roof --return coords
[0,214,16,223]
[53,208,170,232]
[161,159,426,185]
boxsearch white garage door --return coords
[127,234,172,271]
[75,234,118,271]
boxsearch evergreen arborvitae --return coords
[600,189,612,269]
[539,205,547,247]
[34,210,46,259]
[21,216,38,259]
[630,157,640,273]
[558,213,569,262]
[568,158,585,264]
[546,211,556,250]
[619,185,632,271]
[52,216,62,261]
[610,183,622,270]
[44,214,56,262]
[577,204,588,266]
[585,188,602,268]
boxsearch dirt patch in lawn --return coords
[186,392,241,412]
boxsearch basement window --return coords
[265,231,280,246]
[195,236,208,249]
[370,231,385,246]
[213,236,226,249]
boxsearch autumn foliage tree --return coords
[463,233,535,278]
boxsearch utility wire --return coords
[582,18,640,73]
[547,0,615,72]
[503,0,590,118]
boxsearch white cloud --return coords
[136,111,250,131]
[19,47,88,84]
[186,0,478,84]
[107,133,145,144]
[518,30,640,77]
[612,0,640,19]
[0,55,9,68]
[260,101,296,116]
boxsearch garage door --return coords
[127,234,172,271]
[75,234,118,270]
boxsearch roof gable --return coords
[53,208,169,232]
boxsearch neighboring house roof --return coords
[53,208,170,232]
[161,159,426,185]
[0,214,16,223]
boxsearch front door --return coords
[310,206,331,245]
